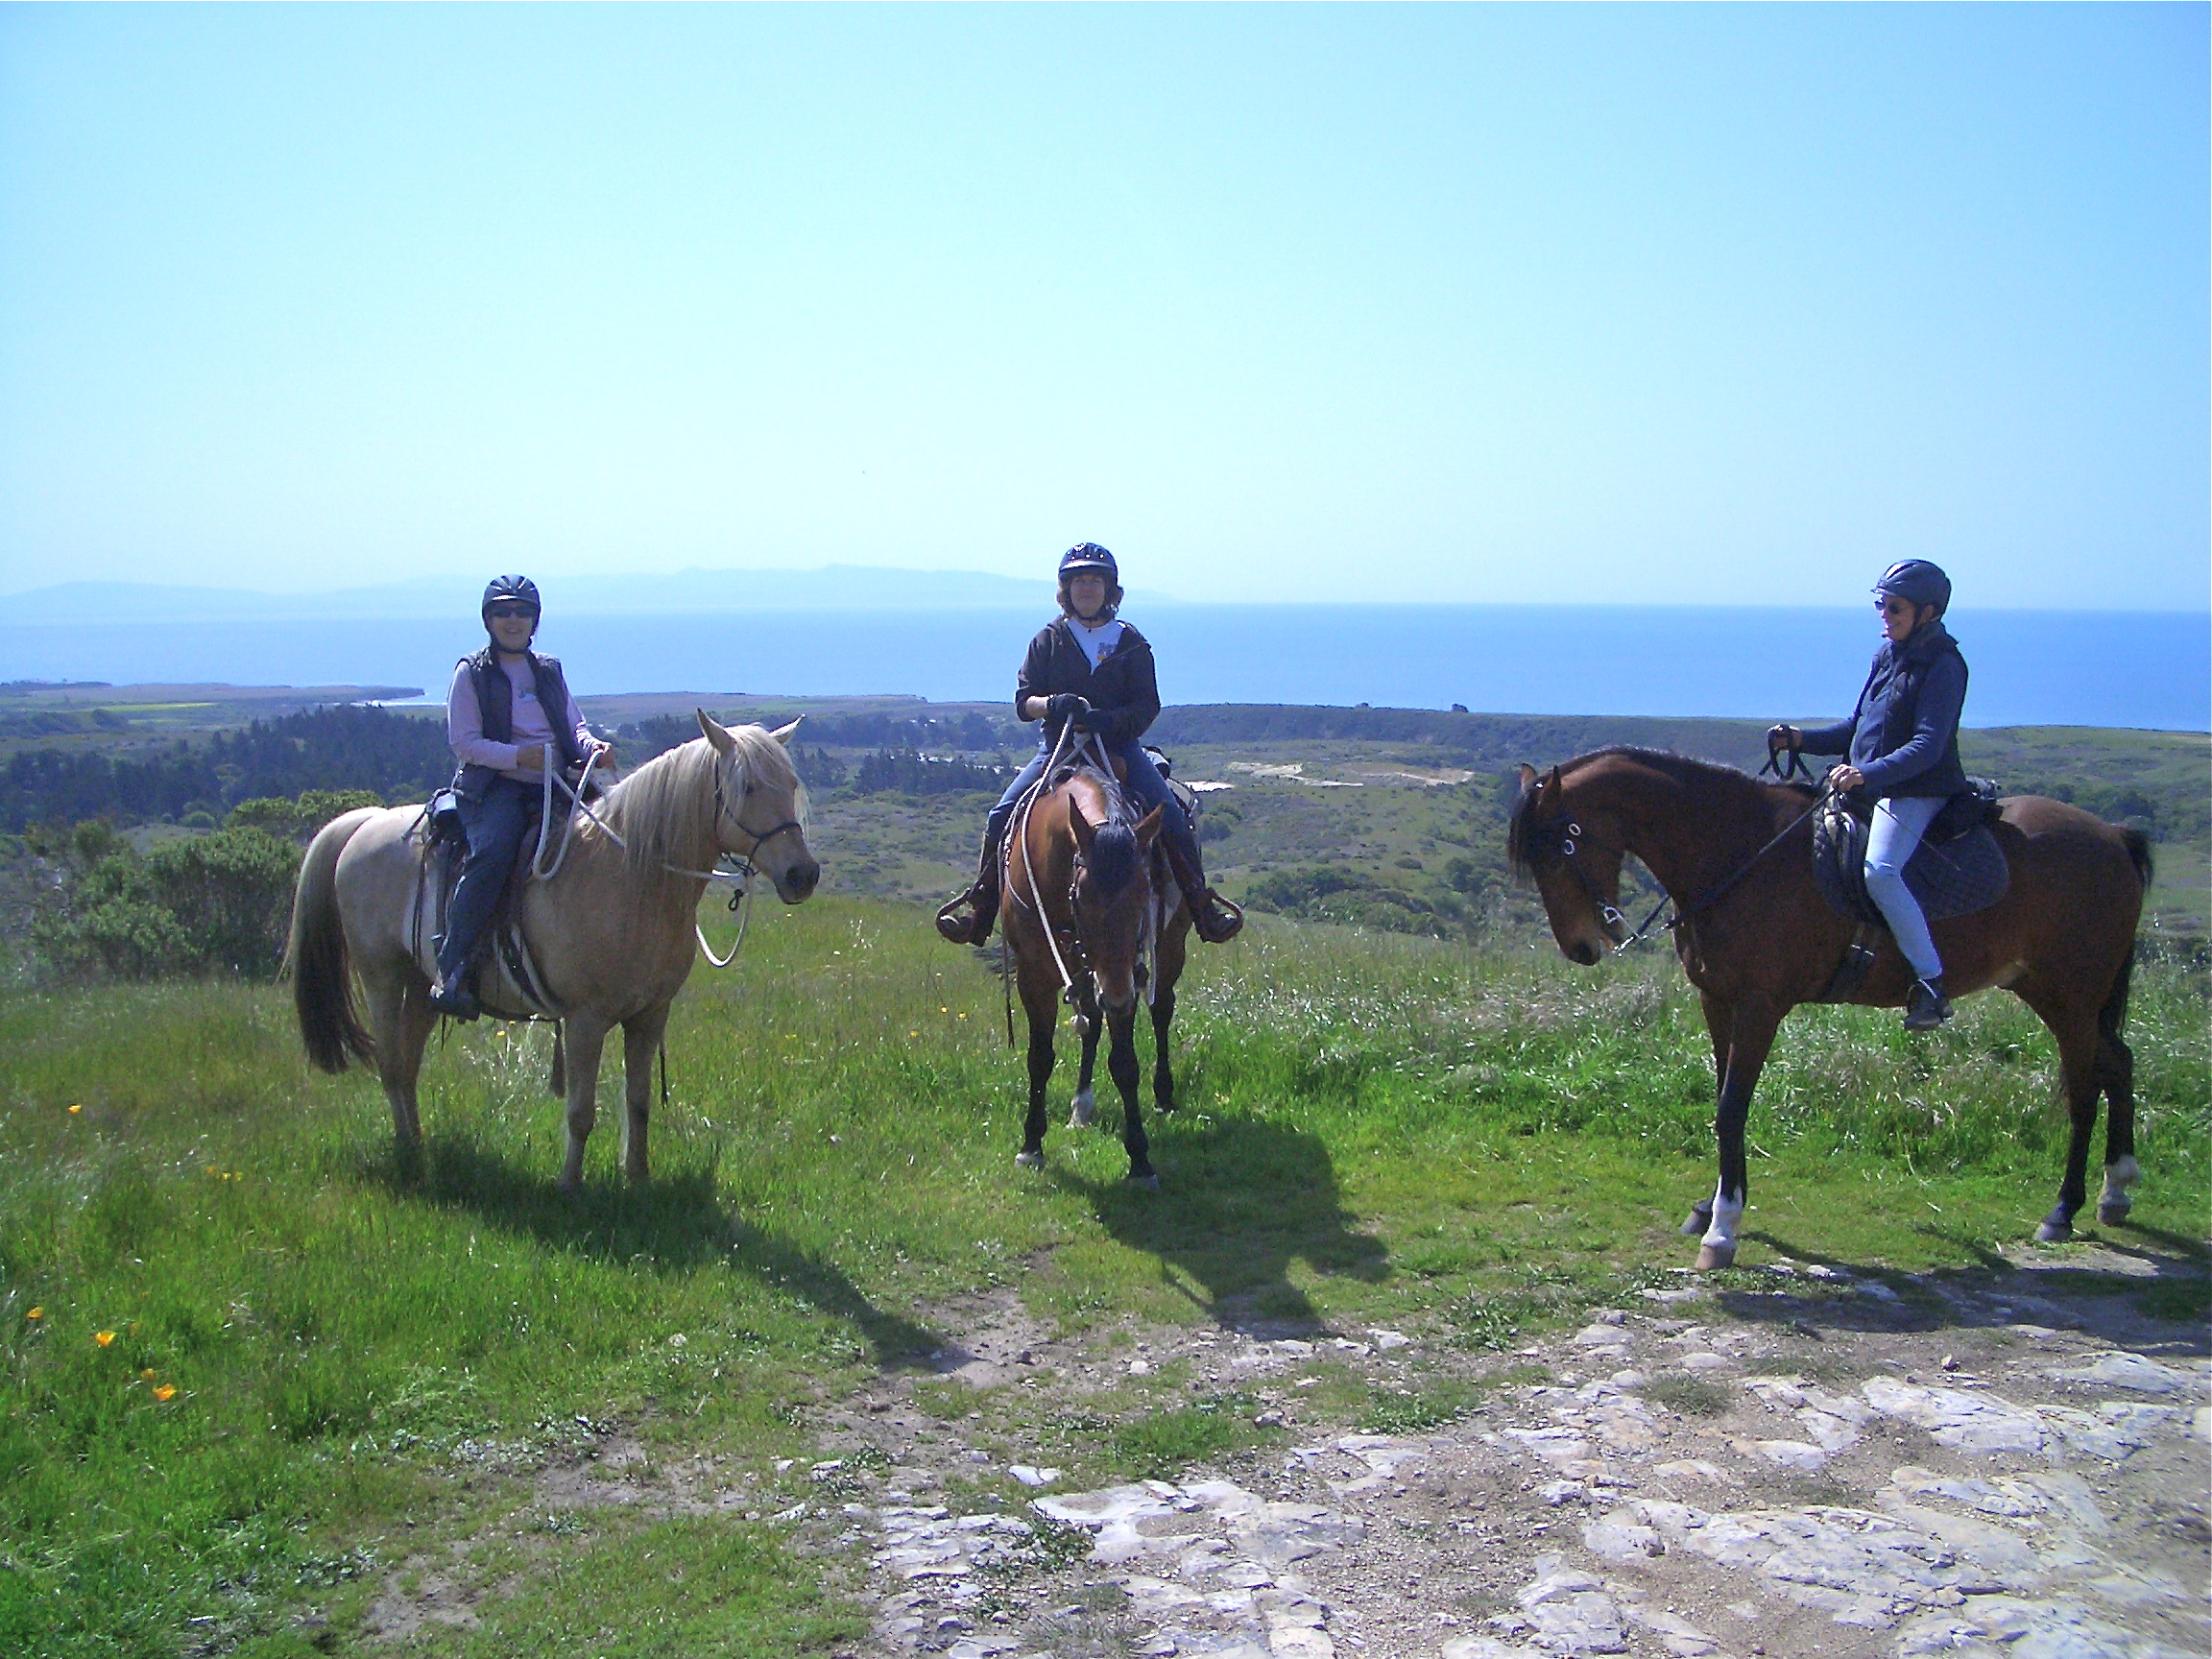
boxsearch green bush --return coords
[1242,864,1474,939]
[31,825,301,981]
[227,787,384,841]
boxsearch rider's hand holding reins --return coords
[1767,724,1800,759]
[516,743,547,772]
[1046,693,1091,724]
[1828,764,1864,792]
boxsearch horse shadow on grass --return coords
[1719,1223,2210,1362]
[1051,1113,1389,1334]
[362,1135,942,1367]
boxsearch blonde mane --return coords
[607,726,806,875]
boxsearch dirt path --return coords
[807,1244,2208,1659]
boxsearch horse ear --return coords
[697,709,735,754]
[1134,805,1165,848]
[1068,798,1098,854]
[770,717,803,746]
[1540,764,1563,806]
[1516,762,1539,800]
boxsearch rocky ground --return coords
[805,1245,2208,1659]
[354,1240,2208,1659]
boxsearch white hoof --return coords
[1695,1241,1737,1271]
[1680,1204,1713,1238]
[1015,1149,1044,1170]
[1126,1172,1161,1192]
[1069,1088,1096,1130]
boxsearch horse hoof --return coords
[1695,1242,1736,1271]
[1015,1150,1044,1170]
[1680,1205,1714,1238]
[2097,1203,2131,1228]
[2035,1217,2073,1244]
[1126,1172,1161,1192]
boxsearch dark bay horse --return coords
[1508,749,2151,1268]
[1002,759,1188,1187]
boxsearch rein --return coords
[1550,754,1833,954]
[529,741,804,970]
[1001,724,1139,1039]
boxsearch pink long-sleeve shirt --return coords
[446,657,600,783]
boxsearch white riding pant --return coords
[1863,794,1945,982]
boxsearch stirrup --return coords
[935,889,994,946]
[1190,889,1244,945]
[427,974,480,1022]
[1903,977,1951,1031]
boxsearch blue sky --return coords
[2,4,2204,609]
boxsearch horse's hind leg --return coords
[1149,926,1187,1115]
[557,1017,610,1192]
[1018,977,1057,1170]
[1107,1007,1156,1188]
[2095,959,2140,1227]
[368,968,432,1160]
[1697,1000,1778,1271]
[620,1004,672,1186]
[1070,990,1101,1129]
[2018,979,2101,1243]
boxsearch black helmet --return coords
[1057,543,1118,584]
[1874,560,1950,617]
[482,574,541,619]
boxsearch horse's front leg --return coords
[1107,1007,1156,1189]
[1070,988,1102,1128]
[1150,926,1186,1115]
[620,1004,672,1186]
[1681,990,1731,1238]
[557,1016,612,1192]
[1697,1001,1781,1271]
[1017,976,1057,1170]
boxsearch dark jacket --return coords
[452,648,585,799]
[1799,620,1969,799]
[1016,618,1162,747]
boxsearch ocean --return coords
[3,605,2205,732]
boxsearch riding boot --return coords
[1903,976,1952,1031]
[1162,836,1244,945]
[935,833,1003,945]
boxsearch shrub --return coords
[31,825,301,980]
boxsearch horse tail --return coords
[284,808,379,1073]
[2119,826,2154,892]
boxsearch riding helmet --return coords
[482,574,542,620]
[1873,560,1950,616]
[1057,543,1118,584]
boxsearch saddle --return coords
[1811,780,2009,926]
[417,794,563,1018]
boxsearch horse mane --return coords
[1062,764,1141,898]
[608,727,805,875]
[1507,747,1807,878]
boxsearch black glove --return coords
[1046,693,1091,723]
[1073,704,1114,735]
[1767,724,1800,755]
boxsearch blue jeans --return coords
[1864,794,1944,981]
[438,775,540,981]
[985,734,1199,868]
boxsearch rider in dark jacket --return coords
[1769,559,1967,1031]
[936,544,1243,947]
[427,576,613,1019]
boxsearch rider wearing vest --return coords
[936,543,1244,948]
[427,575,614,1019]
[1768,559,1968,1032]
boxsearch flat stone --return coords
[1582,1512,1666,1564]
[1503,1428,1594,1466]
[2044,1352,2203,1397]
[1677,1352,1733,1374]
[1514,1554,1629,1653]
[1863,1378,2046,1455]
[1742,1439,1830,1472]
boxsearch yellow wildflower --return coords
[25,1307,41,1320]
[153,1384,177,1403]
[141,1368,157,1382]
[94,1330,115,1347]
[67,1104,82,1115]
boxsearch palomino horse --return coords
[1509,749,2150,1268]
[286,714,819,1189]
[1002,755,1190,1187]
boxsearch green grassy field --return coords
[1,896,2206,1654]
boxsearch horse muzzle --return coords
[775,858,821,902]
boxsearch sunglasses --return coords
[1875,597,1916,616]
[486,605,538,621]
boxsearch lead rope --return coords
[1586,776,1836,955]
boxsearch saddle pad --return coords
[1813,795,2010,925]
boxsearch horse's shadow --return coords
[1053,1113,1388,1334]
[1726,1226,2210,1358]
[364,1136,941,1367]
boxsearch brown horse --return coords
[1508,748,2151,1268]
[1002,759,1188,1187]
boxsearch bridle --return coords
[1528,757,1834,956]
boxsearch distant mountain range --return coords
[3,565,1122,623]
